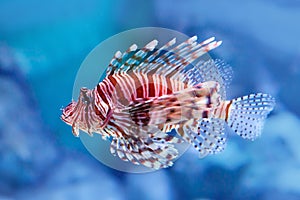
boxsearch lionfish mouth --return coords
[60,100,84,137]
[60,101,77,124]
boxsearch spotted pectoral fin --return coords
[110,137,141,165]
[110,135,179,169]
[184,118,227,158]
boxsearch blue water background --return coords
[1,0,300,199]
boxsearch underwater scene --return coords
[1,0,300,199]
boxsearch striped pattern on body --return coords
[60,35,275,169]
[61,36,227,169]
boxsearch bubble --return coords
[72,27,212,173]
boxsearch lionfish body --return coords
[61,36,275,169]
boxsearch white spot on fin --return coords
[145,40,158,51]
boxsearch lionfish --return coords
[61,36,275,169]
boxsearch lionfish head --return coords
[61,87,103,137]
[61,101,77,126]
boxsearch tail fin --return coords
[226,93,275,140]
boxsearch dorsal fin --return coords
[135,38,177,73]
[106,50,122,75]
[137,36,221,79]
[116,40,158,73]
[105,36,222,80]
[139,36,198,75]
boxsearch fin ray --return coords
[226,93,275,140]
[184,118,227,158]
[108,37,222,80]
[110,134,179,169]
[193,59,233,99]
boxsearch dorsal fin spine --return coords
[106,51,122,74]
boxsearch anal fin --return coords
[185,118,227,158]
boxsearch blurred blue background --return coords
[1,0,300,199]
